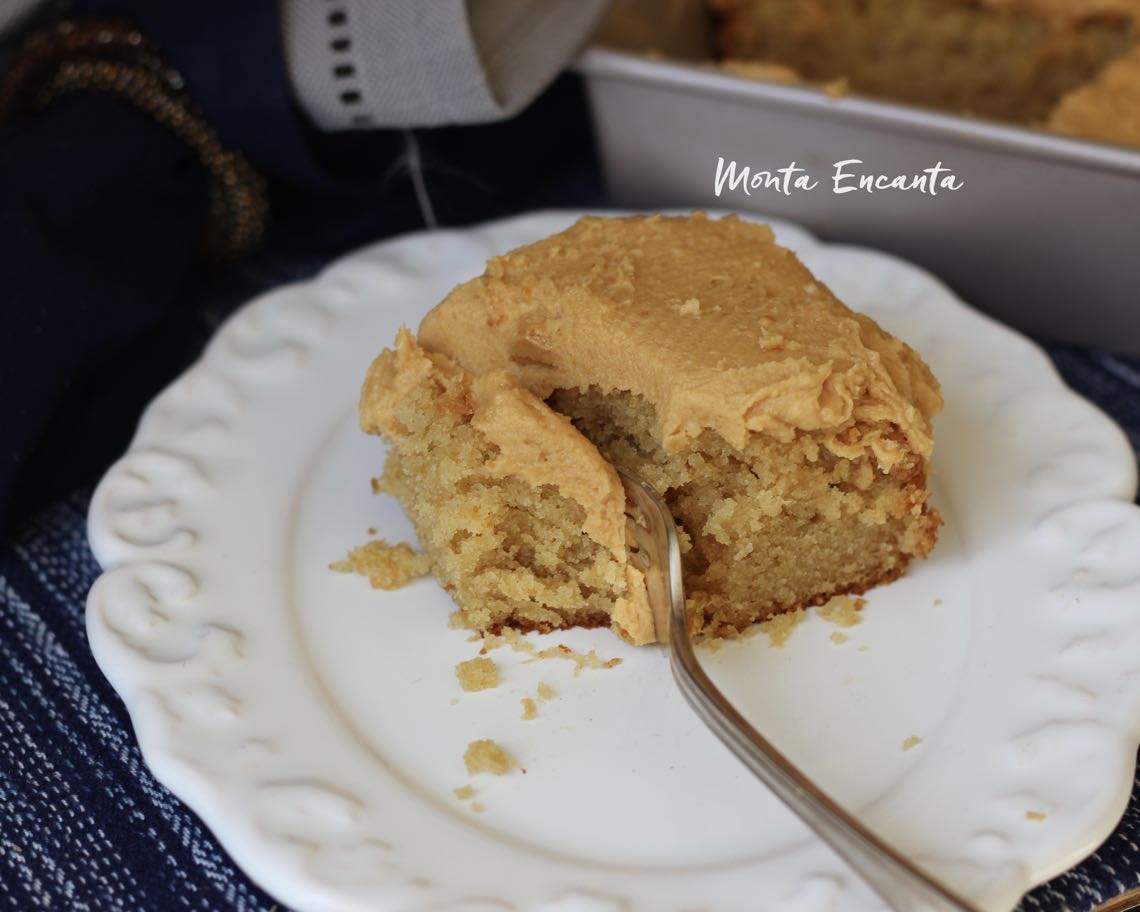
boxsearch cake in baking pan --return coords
[711,0,1140,146]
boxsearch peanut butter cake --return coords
[711,0,1140,146]
[360,214,942,645]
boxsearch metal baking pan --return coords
[576,46,1140,354]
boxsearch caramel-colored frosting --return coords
[419,214,942,471]
[361,329,656,644]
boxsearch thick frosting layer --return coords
[360,329,656,644]
[419,214,942,470]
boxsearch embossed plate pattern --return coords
[87,211,1140,912]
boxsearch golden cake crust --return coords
[419,214,942,471]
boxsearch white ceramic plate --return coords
[87,211,1140,912]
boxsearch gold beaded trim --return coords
[0,20,268,261]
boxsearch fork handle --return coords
[617,466,980,912]
[670,629,980,912]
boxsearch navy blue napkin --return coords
[0,0,602,533]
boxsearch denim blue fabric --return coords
[1,249,1137,911]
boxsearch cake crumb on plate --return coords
[1026,810,1047,821]
[520,698,538,720]
[818,595,866,628]
[528,644,622,676]
[830,631,849,645]
[329,540,430,590]
[465,739,514,775]
[455,657,499,692]
[537,681,555,702]
[759,608,806,648]
[902,735,923,752]
[481,629,621,676]
[453,785,475,800]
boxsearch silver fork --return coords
[618,467,980,912]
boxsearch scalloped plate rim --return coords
[86,208,1140,912]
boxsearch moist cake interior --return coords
[550,388,937,637]
[375,357,633,636]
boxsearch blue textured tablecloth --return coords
[1,246,1138,912]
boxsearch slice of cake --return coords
[360,214,942,643]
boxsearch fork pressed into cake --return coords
[359,214,942,645]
